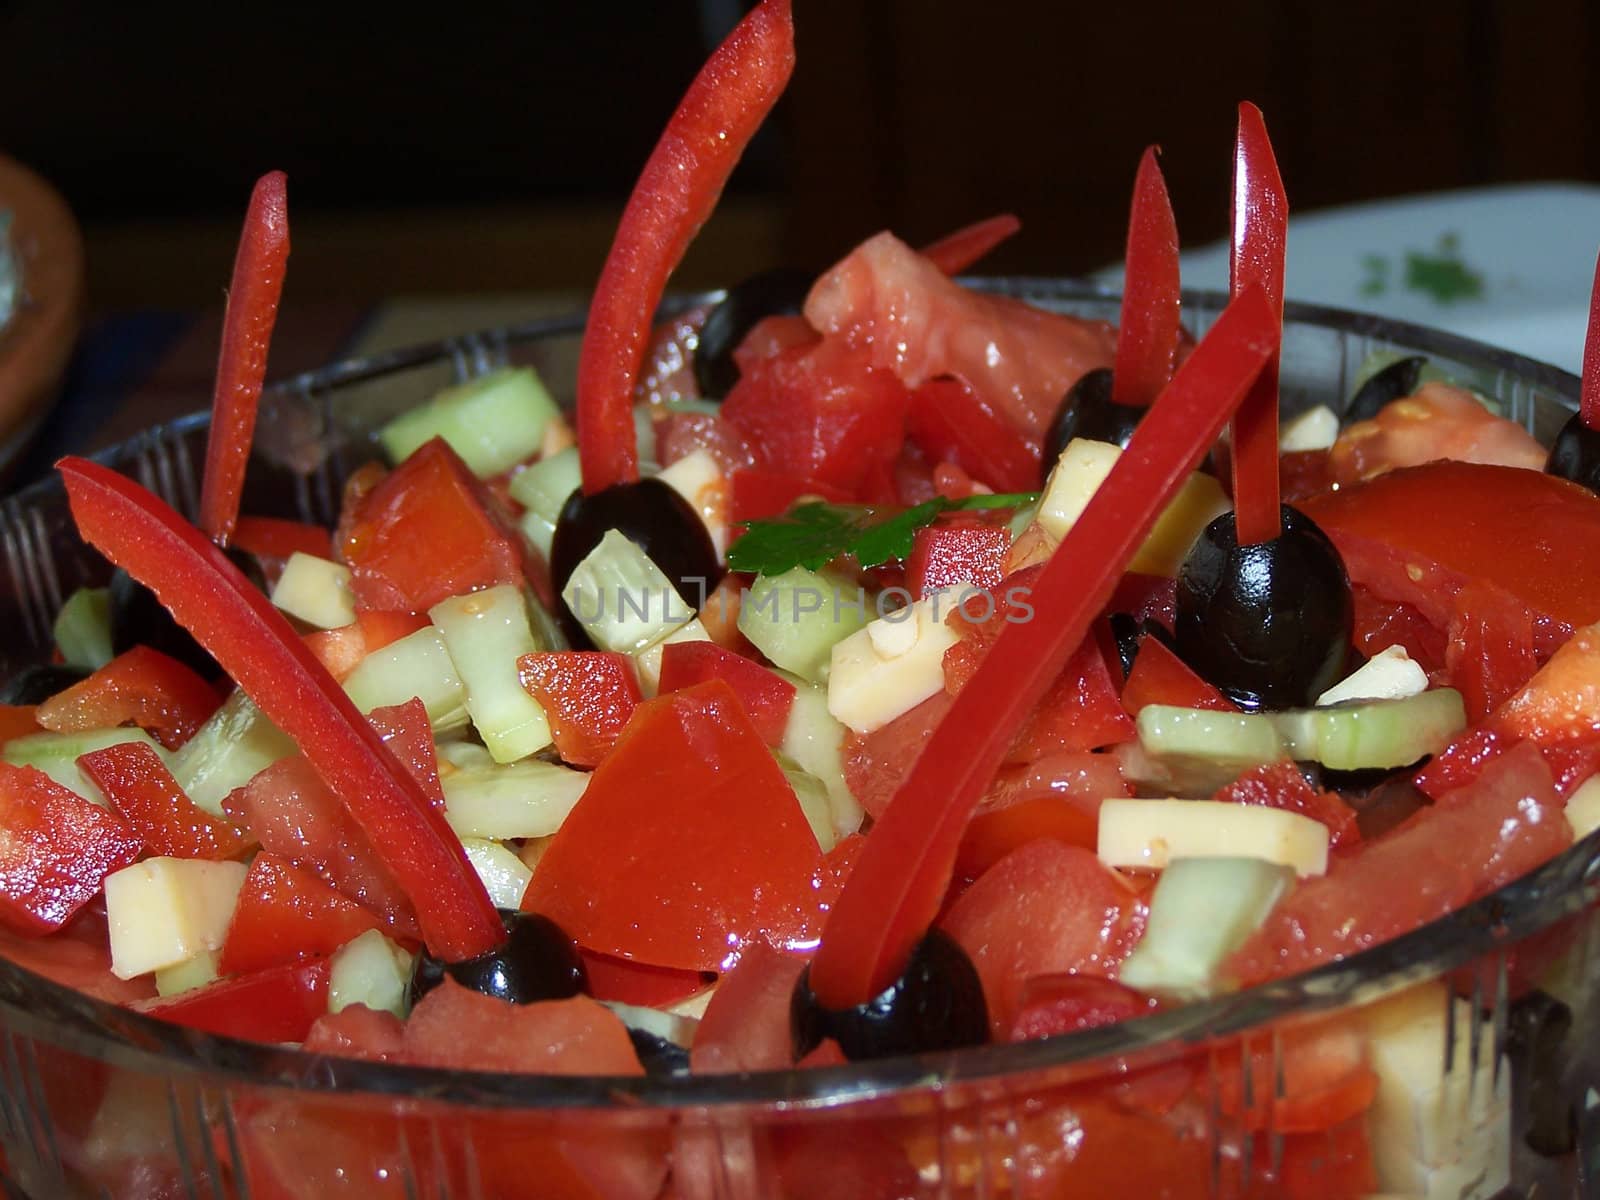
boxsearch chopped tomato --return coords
[0,764,143,935]
[689,940,805,1074]
[0,907,153,1004]
[522,679,822,971]
[941,840,1146,1036]
[357,608,430,652]
[1107,571,1177,631]
[77,740,252,859]
[1006,973,1154,1041]
[1300,460,1600,657]
[36,646,221,750]
[843,690,951,820]
[578,950,713,1010]
[804,230,1117,444]
[1212,761,1359,847]
[1328,382,1547,485]
[1413,725,1506,800]
[367,698,444,805]
[905,515,1009,598]
[1230,742,1570,984]
[219,852,387,975]
[1121,634,1236,715]
[732,313,820,373]
[727,466,850,523]
[904,375,1040,493]
[1445,578,1538,721]
[1279,447,1335,501]
[1350,584,1447,673]
[340,437,528,614]
[302,622,367,681]
[654,410,758,476]
[1495,619,1600,746]
[656,641,795,746]
[224,756,420,939]
[1215,1019,1377,1133]
[954,795,1099,882]
[696,572,755,653]
[0,704,40,746]
[720,335,911,497]
[517,651,642,767]
[138,956,330,1043]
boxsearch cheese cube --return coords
[1097,797,1329,877]
[104,858,248,979]
[1566,774,1600,843]
[657,449,730,559]
[632,618,712,697]
[1279,404,1340,452]
[1038,438,1228,577]
[827,590,966,734]
[1316,644,1428,707]
[269,553,357,630]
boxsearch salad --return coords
[2,1,1599,1197]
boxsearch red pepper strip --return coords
[57,457,503,962]
[138,956,330,1043]
[1228,103,1288,546]
[919,213,1022,277]
[1112,147,1181,410]
[575,0,794,494]
[198,171,290,547]
[78,740,252,860]
[1583,250,1600,429]
[230,515,332,563]
[808,286,1278,1008]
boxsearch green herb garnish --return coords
[728,493,1037,575]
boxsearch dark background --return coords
[3,0,1598,315]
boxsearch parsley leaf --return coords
[727,492,1037,576]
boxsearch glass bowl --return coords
[0,281,1595,1200]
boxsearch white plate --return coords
[1093,182,1600,375]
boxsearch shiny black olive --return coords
[1173,505,1353,711]
[1545,411,1600,496]
[1505,989,1576,1157]
[0,663,90,706]
[1108,613,1174,681]
[1345,354,1427,423]
[408,910,588,1008]
[627,1028,691,1077]
[1041,368,1144,476]
[694,266,815,400]
[791,929,988,1062]
[109,549,267,680]
[550,479,722,645]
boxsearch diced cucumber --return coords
[779,762,835,853]
[1006,501,1038,542]
[1274,689,1465,771]
[4,727,167,806]
[562,529,695,654]
[169,690,297,817]
[458,837,534,909]
[1135,705,1286,771]
[154,949,220,997]
[52,586,113,671]
[430,585,553,763]
[661,398,722,417]
[441,758,590,840]
[269,552,357,630]
[436,739,495,773]
[342,624,469,731]
[738,566,870,684]
[1116,857,1293,1000]
[328,928,414,1018]
[779,673,862,838]
[378,366,560,478]
[509,446,581,561]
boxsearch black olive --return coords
[109,549,267,680]
[1346,354,1428,423]
[1505,989,1576,1157]
[408,910,588,1008]
[791,929,989,1062]
[550,479,721,646]
[1041,368,1143,476]
[627,1028,691,1077]
[1545,411,1600,496]
[0,663,90,705]
[694,266,815,400]
[1173,505,1353,712]
[1108,613,1174,681]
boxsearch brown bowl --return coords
[0,155,83,473]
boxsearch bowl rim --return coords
[1,280,1594,1112]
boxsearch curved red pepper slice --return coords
[576,0,794,494]
[919,213,1022,277]
[1583,250,1600,429]
[1228,103,1288,545]
[58,457,503,962]
[807,287,1279,1009]
[1111,147,1181,410]
[199,171,290,547]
